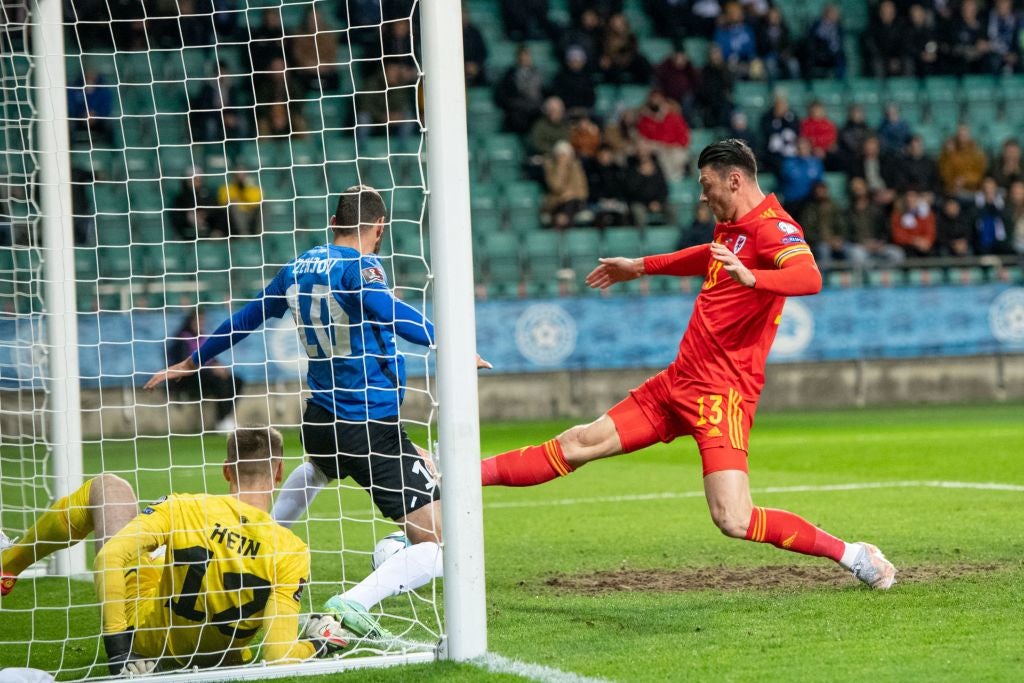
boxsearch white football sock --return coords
[343,541,443,610]
[271,461,330,528]
[839,542,860,570]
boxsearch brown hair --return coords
[225,425,283,482]
[333,184,386,236]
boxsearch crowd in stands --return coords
[482,0,1024,264]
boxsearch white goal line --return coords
[483,480,1024,510]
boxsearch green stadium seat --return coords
[848,78,883,106]
[524,230,562,283]
[985,121,1018,149]
[644,38,675,64]
[965,101,1000,134]
[668,178,700,204]
[261,233,297,266]
[960,75,1000,103]
[643,226,679,255]
[261,200,296,233]
[922,76,959,105]
[602,226,644,258]
[808,79,847,106]
[124,148,160,180]
[562,228,601,274]
[96,245,133,279]
[229,237,265,269]
[927,102,961,129]
[92,182,130,216]
[130,213,166,244]
[160,242,198,274]
[883,77,920,105]
[683,38,709,67]
[196,239,229,271]
[128,181,165,212]
[481,232,521,285]
[689,128,720,155]
[824,172,848,206]
[471,192,503,235]
[197,270,231,303]
[503,181,543,224]
[75,248,98,281]
[158,145,197,178]
[734,81,769,110]
[390,187,425,224]
[293,165,330,198]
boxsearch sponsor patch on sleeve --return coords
[361,265,386,285]
[781,235,806,244]
[293,577,307,602]
[142,495,168,514]
[776,221,799,235]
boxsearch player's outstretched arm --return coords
[144,356,198,390]
[641,243,713,277]
[711,242,822,295]
[585,257,645,289]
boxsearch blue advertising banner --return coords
[2,285,1024,390]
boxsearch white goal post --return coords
[0,0,485,678]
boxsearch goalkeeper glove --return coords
[301,613,350,656]
[102,630,157,676]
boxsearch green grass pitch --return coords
[2,402,1022,682]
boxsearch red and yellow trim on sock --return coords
[543,439,572,477]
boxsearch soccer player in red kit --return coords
[481,139,896,589]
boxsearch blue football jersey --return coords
[191,245,434,421]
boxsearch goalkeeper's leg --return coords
[1,474,137,594]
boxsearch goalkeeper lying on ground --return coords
[0,426,347,675]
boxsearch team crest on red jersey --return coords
[732,235,747,254]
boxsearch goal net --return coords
[0,0,481,679]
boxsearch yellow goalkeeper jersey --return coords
[94,493,316,667]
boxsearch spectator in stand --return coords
[780,137,825,207]
[71,168,95,246]
[569,0,623,22]
[625,148,670,228]
[798,180,854,269]
[248,8,285,73]
[375,17,416,66]
[1006,180,1024,254]
[728,110,757,149]
[189,64,255,143]
[495,45,545,134]
[848,176,905,265]
[689,0,723,37]
[942,0,991,75]
[714,1,760,79]
[353,60,417,140]
[585,145,629,229]
[805,4,845,79]
[602,108,638,160]
[988,0,1020,74]
[67,67,114,147]
[936,195,973,256]
[676,203,716,249]
[543,140,589,229]
[463,8,489,86]
[258,103,301,138]
[644,0,691,46]
[907,3,941,76]
[973,176,1014,254]
[218,169,263,236]
[528,96,571,157]
[878,103,914,155]
[600,13,652,85]
[558,8,603,73]
[756,6,800,81]
[254,56,306,132]
[654,50,701,124]
[837,104,871,173]
[863,0,911,78]
[852,135,898,207]
[501,0,552,41]
[896,135,939,192]
[938,124,988,196]
[171,171,227,240]
[550,46,597,114]
[167,309,244,433]
[698,43,735,128]
[992,138,1023,188]
[761,90,799,171]
[635,89,691,181]
[175,0,215,48]
[891,188,937,257]
[799,100,838,161]
[287,7,340,94]
[569,115,602,160]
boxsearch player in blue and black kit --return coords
[146,185,486,641]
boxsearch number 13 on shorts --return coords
[693,389,747,451]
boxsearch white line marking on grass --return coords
[484,480,1024,510]
[473,653,613,683]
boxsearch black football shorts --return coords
[301,402,440,520]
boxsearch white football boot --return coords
[848,542,897,589]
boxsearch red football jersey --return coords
[670,194,814,398]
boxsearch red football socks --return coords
[480,439,574,487]
[745,506,845,562]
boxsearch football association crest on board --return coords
[732,235,747,254]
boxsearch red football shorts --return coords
[606,365,754,476]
